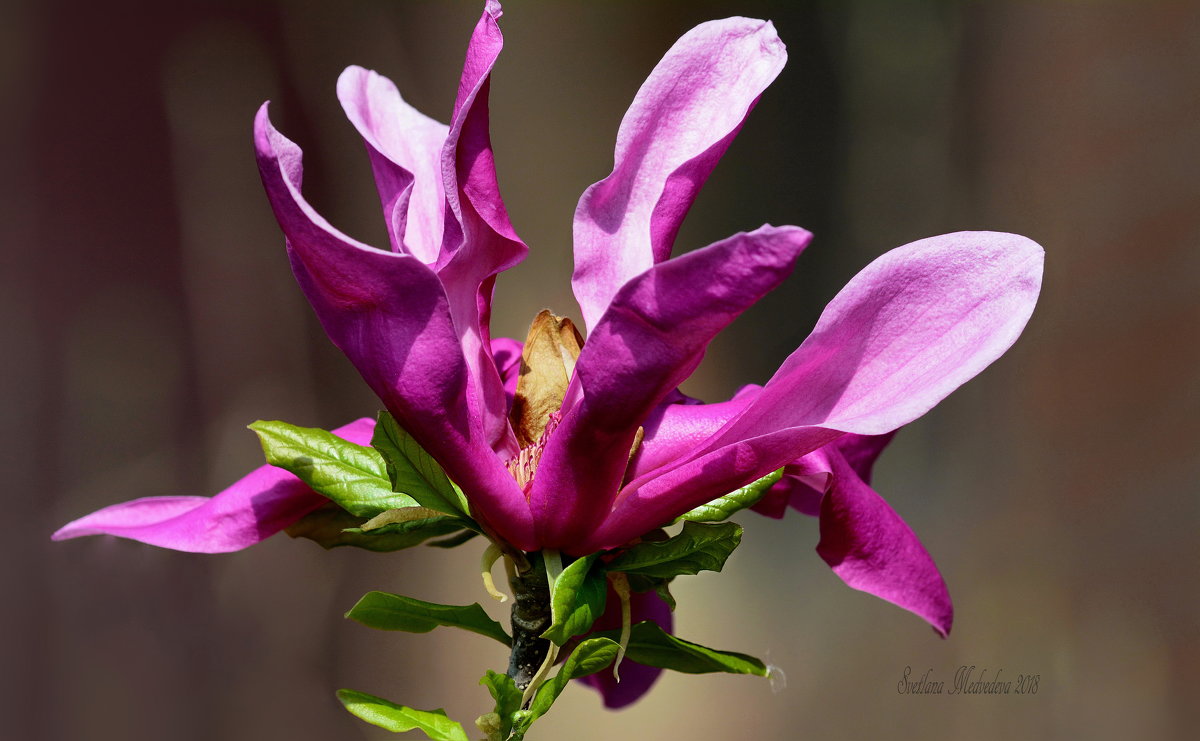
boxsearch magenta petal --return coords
[253,105,534,549]
[337,66,448,262]
[753,431,896,518]
[491,336,522,418]
[578,588,673,709]
[753,467,827,519]
[629,387,759,480]
[817,448,953,636]
[51,419,375,553]
[835,431,897,486]
[594,232,1042,550]
[735,231,1045,438]
[531,225,811,550]
[491,336,522,405]
[571,17,787,330]
[436,1,527,458]
[596,426,844,552]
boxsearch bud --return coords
[474,711,502,740]
[510,310,584,448]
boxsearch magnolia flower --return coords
[54,0,1042,705]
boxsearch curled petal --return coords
[254,105,534,549]
[437,0,527,457]
[531,225,811,550]
[578,588,673,709]
[52,419,375,553]
[835,431,897,485]
[593,232,1043,550]
[752,465,828,520]
[753,431,895,518]
[491,336,523,408]
[572,16,787,329]
[337,66,448,262]
[817,448,953,636]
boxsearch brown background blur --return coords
[4,1,1198,739]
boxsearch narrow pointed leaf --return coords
[285,505,467,552]
[372,411,471,517]
[513,638,620,736]
[597,621,767,675]
[362,506,449,530]
[346,591,511,647]
[606,521,742,579]
[249,420,414,517]
[336,689,468,741]
[674,468,784,523]
[542,554,607,646]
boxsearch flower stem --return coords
[506,551,552,691]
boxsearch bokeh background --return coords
[4,0,1197,739]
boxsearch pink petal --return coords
[52,419,375,553]
[571,17,788,330]
[336,66,448,262]
[816,447,953,636]
[590,232,1043,550]
[530,226,810,550]
[253,105,534,549]
[578,588,673,709]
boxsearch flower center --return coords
[505,411,560,490]
[505,310,584,490]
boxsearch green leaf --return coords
[512,638,620,737]
[624,573,678,611]
[249,420,415,517]
[541,554,607,646]
[372,411,470,517]
[597,621,767,676]
[674,468,784,523]
[479,671,521,740]
[336,689,468,741]
[362,506,448,530]
[285,505,469,552]
[346,591,511,647]
[606,521,742,579]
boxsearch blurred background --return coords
[4,0,1198,738]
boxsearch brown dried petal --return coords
[511,310,584,447]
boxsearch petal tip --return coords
[719,16,786,61]
[252,101,278,154]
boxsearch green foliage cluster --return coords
[253,413,779,740]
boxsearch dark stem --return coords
[506,553,551,690]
